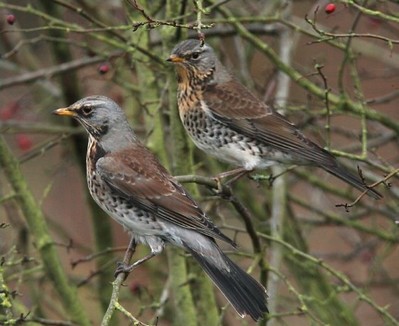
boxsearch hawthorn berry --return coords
[129,281,143,295]
[0,109,12,120]
[16,134,33,152]
[6,14,16,25]
[98,63,110,74]
[368,17,382,28]
[325,3,336,14]
[0,102,20,120]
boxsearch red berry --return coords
[98,63,110,74]
[360,250,374,264]
[325,3,336,14]
[368,17,382,28]
[16,134,33,152]
[6,14,16,25]
[129,281,142,295]
[0,102,20,120]
[0,108,13,120]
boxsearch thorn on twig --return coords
[0,222,9,229]
[16,312,30,322]
[382,174,392,188]
[384,181,392,188]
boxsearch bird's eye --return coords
[191,52,200,60]
[81,105,93,116]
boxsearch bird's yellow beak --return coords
[166,54,185,63]
[53,107,76,117]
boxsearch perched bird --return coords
[53,96,268,321]
[167,39,382,199]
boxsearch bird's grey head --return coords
[53,96,132,143]
[167,39,216,73]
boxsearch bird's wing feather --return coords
[96,146,235,246]
[203,80,335,167]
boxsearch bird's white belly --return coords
[192,136,275,170]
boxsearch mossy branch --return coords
[0,137,91,326]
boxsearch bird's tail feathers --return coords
[184,243,268,321]
[322,163,382,200]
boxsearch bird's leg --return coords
[126,236,137,256]
[115,240,163,279]
[114,236,138,279]
[213,167,251,192]
[115,252,158,279]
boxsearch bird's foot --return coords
[114,252,157,280]
[114,261,134,280]
[212,175,224,194]
[212,168,251,193]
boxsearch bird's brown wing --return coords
[204,80,335,167]
[96,145,235,246]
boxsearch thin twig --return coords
[336,168,398,211]
[101,237,151,326]
[71,246,128,268]
[0,52,123,90]
[258,233,399,324]
[125,0,213,31]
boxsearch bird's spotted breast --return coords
[86,138,163,235]
[177,85,202,120]
[176,65,215,118]
[87,167,163,234]
[181,105,278,169]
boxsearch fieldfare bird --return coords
[167,39,382,199]
[53,96,268,321]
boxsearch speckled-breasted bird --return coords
[53,96,268,321]
[167,39,381,199]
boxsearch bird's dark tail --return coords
[322,162,382,199]
[185,244,268,321]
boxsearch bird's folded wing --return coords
[204,80,336,167]
[96,149,235,246]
